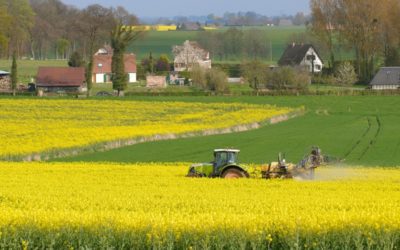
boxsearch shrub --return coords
[241,61,270,89]
[191,65,207,89]
[312,74,336,85]
[155,54,170,72]
[270,66,310,90]
[190,67,228,93]
[335,62,358,86]
[206,68,228,93]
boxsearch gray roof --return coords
[370,67,400,85]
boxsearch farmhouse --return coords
[0,70,11,91]
[93,46,137,83]
[36,67,85,93]
[279,43,323,73]
[370,67,400,90]
[173,40,212,72]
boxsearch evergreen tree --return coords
[11,51,17,96]
[111,24,143,96]
[68,51,84,67]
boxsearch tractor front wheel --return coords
[222,168,248,179]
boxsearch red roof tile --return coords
[93,54,136,74]
[36,67,85,87]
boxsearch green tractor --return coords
[187,147,325,179]
[187,149,250,178]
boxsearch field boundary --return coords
[12,108,305,162]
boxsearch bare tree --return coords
[0,1,10,56]
[311,0,400,82]
[4,0,35,58]
[335,0,383,82]
[79,4,115,96]
[309,0,338,70]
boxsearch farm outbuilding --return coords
[279,43,323,73]
[36,67,85,93]
[146,76,167,88]
[370,67,400,90]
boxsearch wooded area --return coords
[0,0,138,62]
[310,0,400,82]
[0,0,399,85]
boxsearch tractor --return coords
[187,149,250,178]
[187,147,324,179]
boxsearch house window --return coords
[315,65,321,71]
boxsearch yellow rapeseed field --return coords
[0,99,293,160]
[0,162,399,249]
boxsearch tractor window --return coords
[215,152,228,167]
[227,153,237,164]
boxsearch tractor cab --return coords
[213,149,240,171]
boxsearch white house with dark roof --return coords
[370,67,400,90]
[278,43,323,73]
[172,40,211,72]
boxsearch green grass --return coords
[308,84,366,91]
[129,27,306,62]
[0,59,67,83]
[59,95,400,166]
[129,26,354,63]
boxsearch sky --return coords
[62,0,310,18]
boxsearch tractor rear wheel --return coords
[222,168,248,179]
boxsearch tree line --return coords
[0,0,143,96]
[310,0,400,82]
[196,28,271,61]
[150,11,310,27]
[0,0,138,61]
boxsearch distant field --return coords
[129,26,306,62]
[0,59,67,83]
[62,96,400,167]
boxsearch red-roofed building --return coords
[36,67,85,93]
[93,46,137,83]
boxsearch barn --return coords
[370,67,400,90]
[36,67,86,93]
